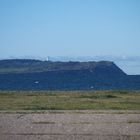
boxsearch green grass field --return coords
[0,91,140,110]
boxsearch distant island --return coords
[0,59,140,90]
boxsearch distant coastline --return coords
[0,59,139,90]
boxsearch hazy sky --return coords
[0,0,140,58]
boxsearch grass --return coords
[0,90,140,110]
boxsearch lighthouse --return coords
[46,56,49,61]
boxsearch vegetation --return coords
[0,59,124,74]
[0,90,140,110]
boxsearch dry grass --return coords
[0,90,140,110]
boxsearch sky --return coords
[0,0,140,74]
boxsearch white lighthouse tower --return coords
[46,56,49,61]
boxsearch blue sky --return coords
[0,0,140,74]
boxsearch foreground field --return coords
[0,111,140,140]
[0,91,140,140]
[0,90,140,110]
